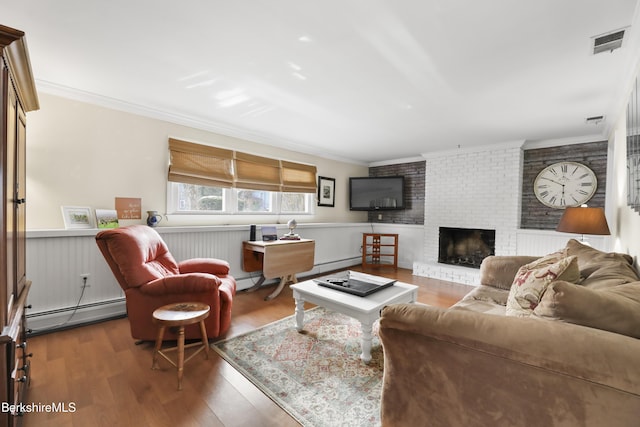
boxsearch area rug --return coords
[212,307,383,427]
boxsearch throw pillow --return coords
[564,239,639,288]
[533,280,640,339]
[505,255,579,317]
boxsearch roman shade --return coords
[168,138,234,187]
[281,161,317,193]
[234,152,282,192]
[168,139,317,193]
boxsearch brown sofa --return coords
[379,239,640,426]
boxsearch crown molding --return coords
[1,25,39,111]
[420,140,525,159]
[522,134,606,150]
[368,156,425,167]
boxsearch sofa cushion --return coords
[506,254,579,317]
[450,285,508,316]
[564,239,638,288]
[534,280,640,338]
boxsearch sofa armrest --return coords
[379,303,640,426]
[479,255,539,289]
[178,258,230,276]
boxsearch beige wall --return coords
[26,93,368,229]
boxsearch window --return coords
[169,182,314,215]
[281,192,310,213]
[173,183,225,212]
[167,138,317,215]
[237,189,273,213]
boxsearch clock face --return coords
[533,162,597,208]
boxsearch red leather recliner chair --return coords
[95,225,236,341]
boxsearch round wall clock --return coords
[533,161,597,208]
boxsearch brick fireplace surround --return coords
[414,141,523,285]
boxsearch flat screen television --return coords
[349,176,405,211]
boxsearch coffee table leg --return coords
[294,296,305,332]
[360,321,373,364]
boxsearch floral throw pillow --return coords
[505,255,579,317]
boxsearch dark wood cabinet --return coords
[0,25,38,427]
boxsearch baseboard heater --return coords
[26,298,127,336]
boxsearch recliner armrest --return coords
[179,258,230,276]
[138,273,222,296]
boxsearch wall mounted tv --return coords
[349,176,406,211]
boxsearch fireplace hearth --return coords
[438,227,495,269]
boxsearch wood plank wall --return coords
[521,141,608,230]
[368,160,425,225]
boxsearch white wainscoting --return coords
[25,223,424,332]
[515,229,608,256]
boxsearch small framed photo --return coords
[318,176,336,207]
[61,206,94,229]
[95,209,119,229]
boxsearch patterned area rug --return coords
[212,307,383,427]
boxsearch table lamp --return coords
[556,205,610,244]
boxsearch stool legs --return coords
[151,325,165,370]
[176,326,185,390]
[199,320,209,360]
[151,321,209,391]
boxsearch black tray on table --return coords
[314,275,396,297]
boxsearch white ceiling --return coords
[4,0,640,164]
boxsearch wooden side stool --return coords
[151,302,210,390]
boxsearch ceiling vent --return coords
[592,29,626,54]
[586,115,605,125]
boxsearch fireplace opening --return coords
[438,227,495,269]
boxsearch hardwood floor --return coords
[22,267,472,427]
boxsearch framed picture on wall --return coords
[318,176,335,207]
[61,206,94,229]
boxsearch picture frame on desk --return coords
[318,176,335,207]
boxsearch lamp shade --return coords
[556,207,611,235]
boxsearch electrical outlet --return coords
[80,274,91,287]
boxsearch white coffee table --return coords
[290,271,418,364]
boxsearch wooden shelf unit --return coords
[362,233,398,269]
